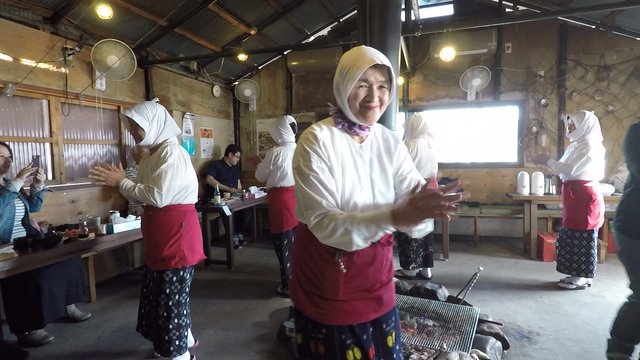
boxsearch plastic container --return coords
[531,171,545,195]
[516,171,530,195]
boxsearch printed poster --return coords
[200,127,214,158]
[255,118,278,159]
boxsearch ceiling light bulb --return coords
[397,76,405,86]
[439,46,456,62]
[96,3,113,19]
[236,52,248,61]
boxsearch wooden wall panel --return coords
[31,186,127,226]
[0,18,145,103]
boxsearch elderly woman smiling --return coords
[289,46,464,360]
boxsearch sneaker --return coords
[66,304,92,322]
[236,233,247,245]
[233,235,243,249]
[418,268,432,280]
[559,276,593,286]
[17,329,55,348]
[557,276,592,290]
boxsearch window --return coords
[410,103,523,167]
[0,94,127,184]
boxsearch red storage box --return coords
[537,232,557,262]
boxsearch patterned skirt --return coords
[556,228,598,278]
[272,227,296,290]
[136,266,195,357]
[394,232,434,270]
[294,307,402,360]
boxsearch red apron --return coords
[141,204,205,270]
[561,180,604,230]
[289,224,395,325]
[267,186,298,233]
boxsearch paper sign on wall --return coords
[200,127,214,158]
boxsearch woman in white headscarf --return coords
[536,110,606,290]
[394,113,439,280]
[289,45,464,359]
[89,100,205,360]
[253,115,299,297]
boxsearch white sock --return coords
[170,350,191,360]
[187,328,195,348]
[419,268,432,278]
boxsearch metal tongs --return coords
[454,266,483,305]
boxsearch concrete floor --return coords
[2,236,632,360]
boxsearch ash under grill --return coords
[396,294,479,353]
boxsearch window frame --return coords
[405,100,525,169]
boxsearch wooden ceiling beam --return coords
[108,0,222,52]
[132,0,216,51]
[207,3,254,35]
[207,3,275,47]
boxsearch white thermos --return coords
[531,171,545,195]
[517,171,530,195]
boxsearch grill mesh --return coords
[396,294,479,353]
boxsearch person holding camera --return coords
[0,141,91,349]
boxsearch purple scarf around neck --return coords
[331,107,372,137]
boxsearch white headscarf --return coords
[550,110,606,181]
[332,45,396,125]
[269,115,296,146]
[123,100,181,147]
[563,110,603,143]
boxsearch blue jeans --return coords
[607,231,640,357]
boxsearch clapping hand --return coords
[88,162,126,187]
[391,180,466,228]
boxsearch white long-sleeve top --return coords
[255,143,296,188]
[293,118,431,252]
[547,140,606,181]
[255,115,297,188]
[119,141,199,208]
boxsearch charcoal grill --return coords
[396,294,480,353]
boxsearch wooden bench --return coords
[440,204,523,259]
[442,204,613,263]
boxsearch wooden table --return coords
[506,193,620,260]
[196,196,268,269]
[0,229,142,280]
[0,229,142,338]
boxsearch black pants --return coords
[1,257,87,334]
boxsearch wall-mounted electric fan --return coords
[90,39,137,90]
[234,79,260,111]
[459,65,491,101]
